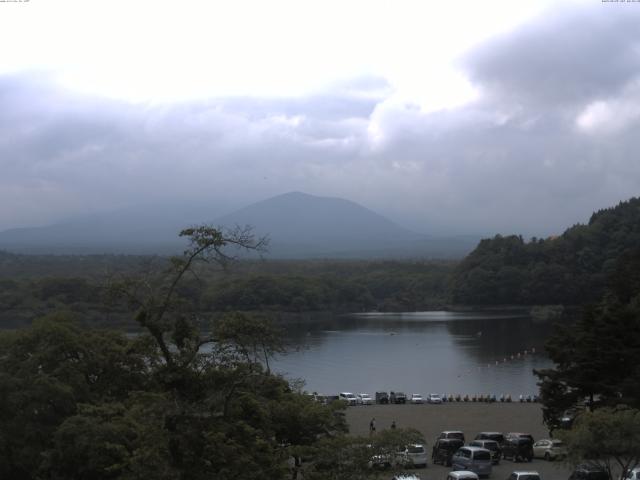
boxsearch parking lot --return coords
[345,402,573,480]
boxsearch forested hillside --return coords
[450,197,640,305]
[0,256,454,328]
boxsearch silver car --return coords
[508,471,541,480]
[532,438,567,460]
[428,393,443,404]
[447,472,479,480]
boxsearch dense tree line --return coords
[0,258,455,328]
[450,197,640,305]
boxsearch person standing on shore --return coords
[369,417,376,435]
[391,420,396,429]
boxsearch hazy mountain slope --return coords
[213,192,477,258]
[215,191,417,246]
[0,206,212,254]
[0,192,478,258]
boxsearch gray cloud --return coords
[2,4,640,238]
[463,5,640,108]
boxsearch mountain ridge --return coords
[0,192,478,258]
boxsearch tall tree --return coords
[535,247,640,433]
[559,407,640,480]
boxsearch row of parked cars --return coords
[432,431,568,469]
[336,391,445,405]
[395,473,544,480]
[376,430,572,479]
[387,428,627,480]
[330,392,540,405]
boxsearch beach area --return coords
[346,402,574,479]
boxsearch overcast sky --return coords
[1,0,639,236]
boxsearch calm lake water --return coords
[272,311,559,397]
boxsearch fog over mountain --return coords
[0,192,479,258]
[215,192,478,258]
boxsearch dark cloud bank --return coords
[1,3,639,238]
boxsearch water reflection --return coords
[273,311,562,396]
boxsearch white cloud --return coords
[0,0,559,105]
[576,79,640,134]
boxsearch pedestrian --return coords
[369,417,376,435]
[391,420,396,429]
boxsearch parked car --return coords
[507,471,541,480]
[410,393,424,404]
[446,472,479,480]
[502,437,534,462]
[438,430,465,443]
[428,393,443,404]
[532,438,567,460]
[338,392,358,406]
[568,464,609,480]
[368,451,392,470]
[396,444,428,468]
[376,391,389,404]
[560,411,574,429]
[392,475,422,480]
[468,439,501,464]
[431,438,464,466]
[451,446,492,477]
[357,393,373,405]
[507,432,535,443]
[475,431,505,446]
[390,391,407,404]
[621,467,640,480]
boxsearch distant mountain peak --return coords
[0,192,479,258]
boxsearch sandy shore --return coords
[345,402,573,479]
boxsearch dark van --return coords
[475,431,505,445]
[451,447,492,477]
[502,437,533,462]
[432,438,464,466]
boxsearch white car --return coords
[428,393,443,404]
[446,472,479,480]
[533,438,567,460]
[507,472,541,480]
[410,393,424,404]
[338,392,357,406]
[357,393,373,405]
[397,444,428,468]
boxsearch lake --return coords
[272,311,559,397]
